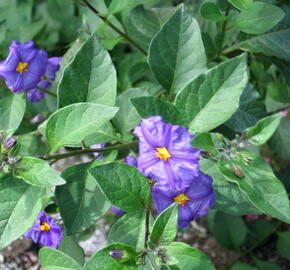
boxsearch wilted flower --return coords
[134,116,200,189]
[0,41,48,92]
[151,172,214,229]
[24,211,62,248]
[26,57,62,102]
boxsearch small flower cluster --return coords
[0,132,19,174]
[133,116,215,229]
[0,40,61,102]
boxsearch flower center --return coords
[16,62,29,74]
[174,193,190,206]
[155,147,171,161]
[40,221,51,231]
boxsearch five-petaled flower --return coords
[134,116,200,189]
[24,211,62,248]
[152,171,215,229]
[0,41,48,92]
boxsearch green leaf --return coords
[0,174,45,249]
[108,210,147,250]
[59,234,85,266]
[0,89,26,131]
[131,96,181,125]
[191,133,219,154]
[254,257,282,270]
[58,34,116,108]
[109,0,145,14]
[45,103,118,153]
[55,161,110,235]
[149,204,178,249]
[14,157,65,187]
[230,262,258,270]
[165,242,215,270]
[229,0,253,11]
[246,113,282,145]
[213,211,247,250]
[217,156,290,224]
[19,19,46,42]
[13,134,46,156]
[175,54,248,133]
[225,84,266,132]
[124,6,161,52]
[276,231,290,260]
[39,247,82,270]
[89,163,150,212]
[240,29,290,62]
[200,2,226,22]
[266,82,290,103]
[235,2,285,34]
[246,219,278,248]
[201,159,261,215]
[269,119,290,161]
[149,4,207,94]
[84,243,137,270]
[113,88,148,134]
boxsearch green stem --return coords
[37,87,57,97]
[216,4,231,58]
[41,141,138,161]
[81,0,147,56]
[144,197,152,250]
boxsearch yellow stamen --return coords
[155,147,171,161]
[40,222,51,231]
[16,62,28,74]
[174,193,190,206]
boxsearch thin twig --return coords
[41,141,138,161]
[216,4,231,58]
[81,0,147,55]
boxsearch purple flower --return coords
[26,57,62,102]
[26,80,48,102]
[0,41,48,92]
[152,172,214,229]
[90,143,105,159]
[45,57,62,81]
[134,116,200,189]
[24,211,62,248]
[124,155,137,167]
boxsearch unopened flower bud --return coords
[279,109,289,118]
[4,137,16,150]
[30,113,45,124]
[109,250,124,259]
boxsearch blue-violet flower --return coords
[24,211,62,248]
[134,116,200,189]
[151,171,214,229]
[0,41,48,92]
